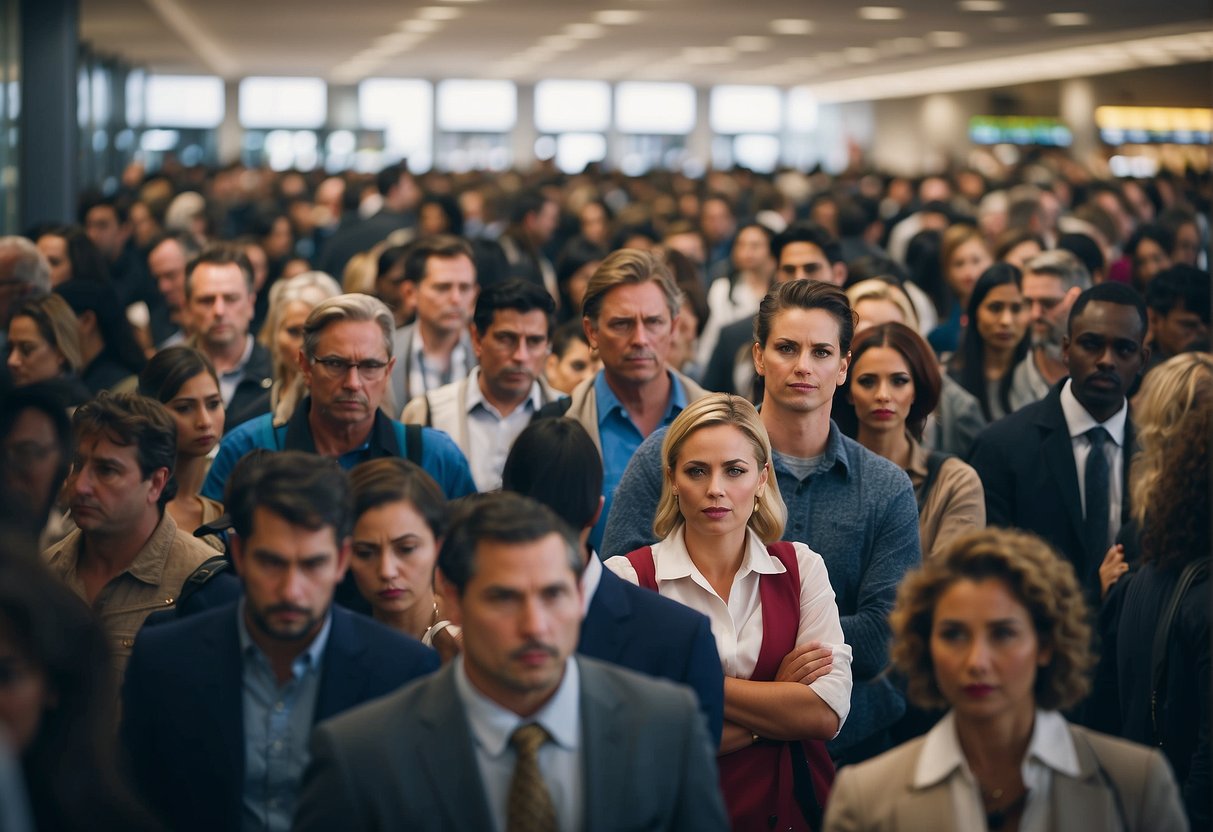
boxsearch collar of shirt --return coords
[1059,379,1127,446]
[463,367,545,419]
[235,598,333,677]
[217,334,256,380]
[410,326,468,388]
[653,525,786,585]
[905,435,930,485]
[768,418,852,482]
[580,550,603,616]
[453,654,581,758]
[283,396,396,457]
[593,369,688,429]
[913,709,1080,790]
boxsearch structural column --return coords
[19,0,77,226]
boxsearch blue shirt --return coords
[601,420,922,754]
[236,602,331,832]
[203,398,476,502]
[590,370,689,551]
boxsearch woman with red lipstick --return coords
[138,346,225,546]
[949,264,1030,423]
[607,393,852,831]
[834,323,984,559]
[824,529,1187,832]
[348,458,460,662]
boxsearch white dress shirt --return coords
[463,367,546,492]
[1058,379,1126,545]
[915,709,1081,832]
[604,526,852,732]
[454,655,583,832]
[580,551,604,616]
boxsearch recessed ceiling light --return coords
[958,0,1003,10]
[731,35,771,52]
[858,7,905,21]
[565,23,604,39]
[891,36,926,53]
[770,19,815,35]
[594,10,642,25]
[417,6,462,20]
[1046,12,1090,26]
[401,19,441,33]
[929,30,968,48]
[844,46,877,63]
[683,46,735,64]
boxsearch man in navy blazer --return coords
[502,418,724,742]
[121,452,438,832]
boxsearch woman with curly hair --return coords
[824,528,1186,832]
[1093,352,1211,830]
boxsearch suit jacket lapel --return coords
[314,608,368,722]
[199,612,246,828]
[579,660,627,832]
[578,568,630,661]
[414,666,496,830]
[1050,727,1121,829]
[892,784,956,832]
[1037,395,1087,551]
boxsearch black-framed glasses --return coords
[310,356,390,381]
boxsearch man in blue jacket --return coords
[202,293,475,502]
[122,451,439,832]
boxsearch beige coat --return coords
[823,722,1187,832]
[906,437,986,558]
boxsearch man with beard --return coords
[122,451,440,832]
[970,283,1149,601]
[401,280,560,492]
[202,294,475,503]
[1008,249,1091,411]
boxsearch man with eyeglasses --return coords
[401,279,561,492]
[202,294,476,504]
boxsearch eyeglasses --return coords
[310,356,390,381]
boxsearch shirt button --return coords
[121,638,134,648]
[274,701,285,713]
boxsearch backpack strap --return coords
[624,546,658,591]
[404,422,424,466]
[915,450,954,513]
[1151,558,1208,744]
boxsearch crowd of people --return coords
[0,149,1208,831]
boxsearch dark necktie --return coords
[1084,427,1111,573]
[507,723,557,832]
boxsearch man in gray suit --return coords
[293,492,728,832]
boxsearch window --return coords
[238,77,327,129]
[535,80,611,132]
[786,87,819,133]
[146,75,225,128]
[615,82,695,134]
[358,78,433,171]
[556,133,607,174]
[710,85,781,134]
[126,69,145,126]
[436,80,516,132]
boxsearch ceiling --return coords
[80,0,1213,97]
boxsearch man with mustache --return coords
[1008,249,1092,411]
[122,451,439,832]
[970,282,1149,601]
[43,393,214,677]
[202,294,475,504]
[294,492,728,832]
[401,279,560,492]
[537,249,709,550]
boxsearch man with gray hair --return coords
[1008,249,1092,411]
[0,235,50,337]
[203,293,475,502]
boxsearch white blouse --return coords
[605,526,853,729]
